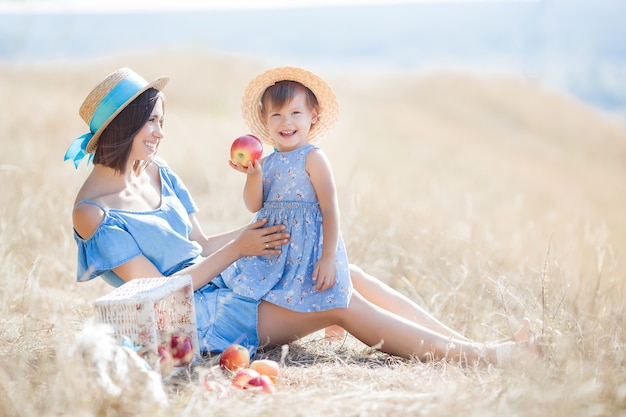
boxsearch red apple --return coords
[219,344,250,372]
[231,368,260,390]
[169,333,194,367]
[249,359,280,383]
[230,134,263,168]
[246,374,276,394]
[157,345,175,377]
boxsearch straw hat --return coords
[241,67,339,145]
[65,67,169,168]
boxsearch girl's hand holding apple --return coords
[230,134,263,169]
[228,157,262,174]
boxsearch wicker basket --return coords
[93,275,199,359]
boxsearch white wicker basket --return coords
[93,275,199,359]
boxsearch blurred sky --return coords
[0,0,536,12]
[1,0,624,117]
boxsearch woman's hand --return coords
[233,218,290,257]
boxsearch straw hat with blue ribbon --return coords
[64,67,169,168]
[241,66,339,146]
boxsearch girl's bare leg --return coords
[257,292,511,366]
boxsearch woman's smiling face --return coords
[130,96,165,162]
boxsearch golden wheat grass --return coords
[0,50,625,416]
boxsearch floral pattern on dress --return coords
[221,144,352,312]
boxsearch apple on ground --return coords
[249,359,280,383]
[231,368,260,390]
[230,134,263,168]
[219,343,251,372]
[246,374,276,394]
[169,333,194,367]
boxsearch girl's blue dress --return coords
[222,144,353,312]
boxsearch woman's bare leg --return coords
[321,264,472,343]
[348,264,473,341]
[257,292,512,365]
[349,265,532,344]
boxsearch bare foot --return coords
[479,319,545,366]
[489,318,532,344]
[512,318,532,342]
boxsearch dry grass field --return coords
[1,50,625,416]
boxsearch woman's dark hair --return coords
[260,80,318,117]
[93,88,162,174]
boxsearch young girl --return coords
[227,68,350,339]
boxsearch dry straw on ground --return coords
[0,50,625,416]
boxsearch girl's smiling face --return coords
[264,91,318,152]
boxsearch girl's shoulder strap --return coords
[305,143,319,151]
[303,143,321,157]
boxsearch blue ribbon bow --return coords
[64,132,94,169]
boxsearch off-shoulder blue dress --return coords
[72,161,259,355]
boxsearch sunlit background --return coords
[2,1,626,416]
[1,0,625,120]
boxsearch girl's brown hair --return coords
[260,80,319,117]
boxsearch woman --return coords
[65,67,531,366]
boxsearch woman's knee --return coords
[349,263,364,276]
[349,264,367,288]
[349,264,383,295]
